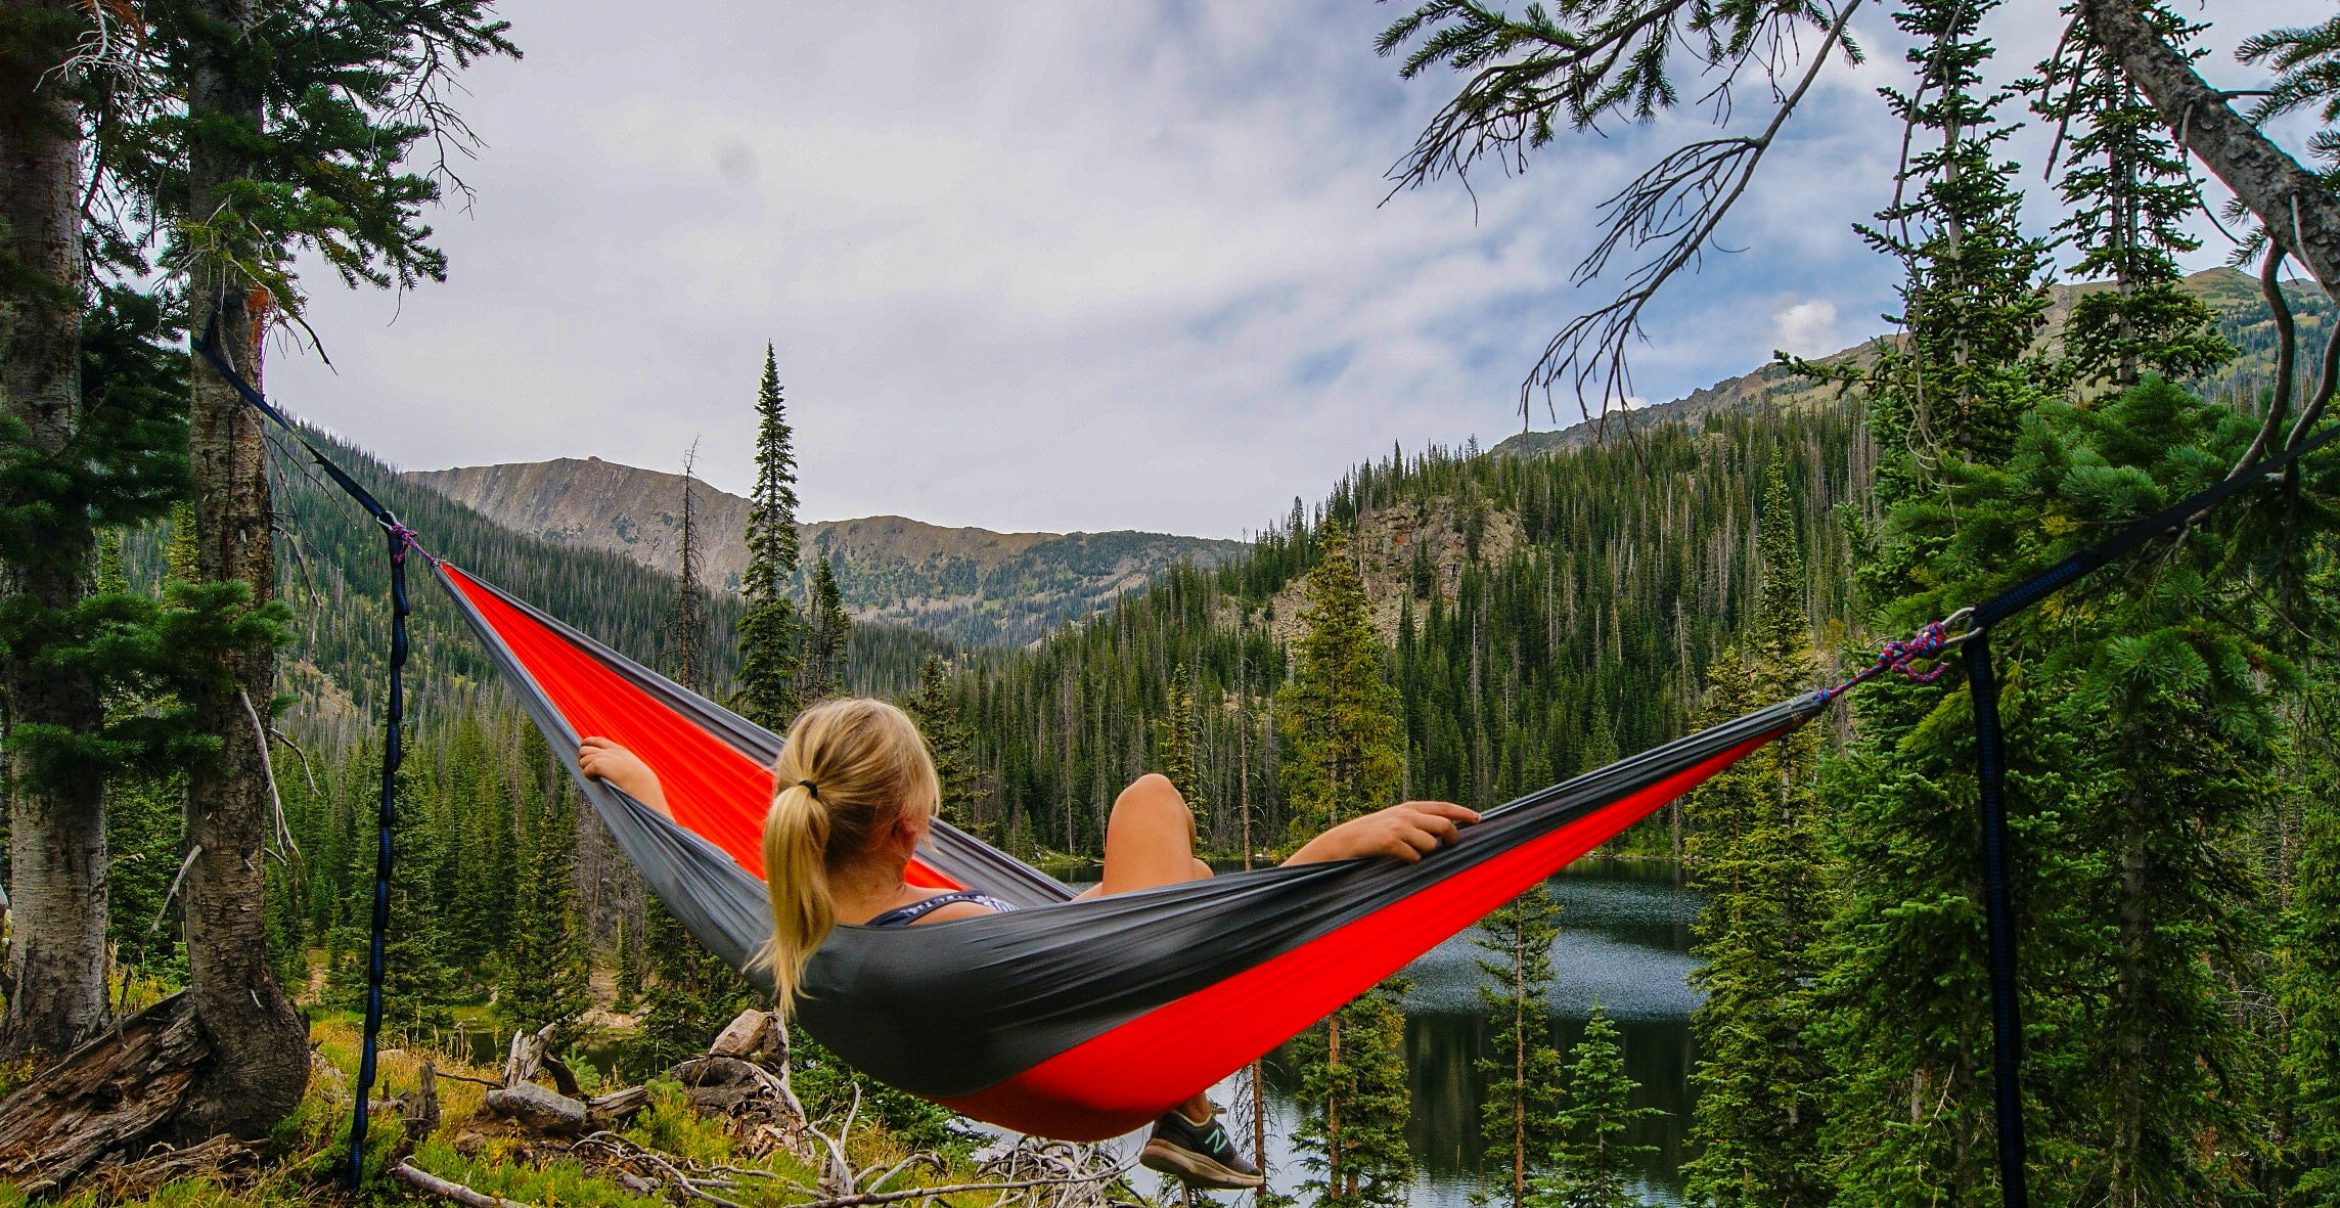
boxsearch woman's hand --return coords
[1284,800,1481,866]
[579,737,671,818]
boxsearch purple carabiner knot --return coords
[1877,620,1953,683]
[386,522,420,564]
[1820,617,1960,701]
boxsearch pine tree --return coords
[1156,661,1209,821]
[737,343,803,731]
[613,916,641,1011]
[497,788,589,1036]
[4,279,195,1063]
[2033,382,2288,1203]
[2031,4,2232,389]
[904,654,988,834]
[1818,8,2076,1204]
[1682,471,1829,1207]
[151,0,518,1135]
[1297,979,1415,1208]
[0,0,107,1059]
[797,555,850,705]
[1473,888,1566,1208]
[2281,702,2340,1203]
[666,442,709,690]
[1278,524,1404,838]
[1856,0,2057,474]
[1535,1006,1659,1208]
[326,760,458,1035]
[640,900,753,1068]
[1282,524,1413,1208]
[646,464,757,1059]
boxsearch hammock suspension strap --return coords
[193,333,430,1189]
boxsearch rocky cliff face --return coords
[405,458,1243,647]
[411,456,751,579]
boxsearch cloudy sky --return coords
[267,1,2299,539]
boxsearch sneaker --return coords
[1139,1103,1264,1190]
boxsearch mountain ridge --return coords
[407,458,1245,647]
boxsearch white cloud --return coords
[1770,299,1843,359]
[259,0,2313,539]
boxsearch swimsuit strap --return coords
[865,890,1018,928]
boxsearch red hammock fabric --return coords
[935,735,1769,1137]
[442,564,962,890]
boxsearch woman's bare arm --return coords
[1283,800,1480,866]
[578,737,672,819]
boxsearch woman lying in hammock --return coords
[576,696,1477,1192]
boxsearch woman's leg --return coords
[1091,774,1219,1124]
[1079,773,1213,897]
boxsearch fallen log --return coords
[585,1085,649,1125]
[0,993,210,1194]
[484,1081,588,1134]
[708,1010,778,1061]
[392,1157,537,1208]
[82,1134,258,1201]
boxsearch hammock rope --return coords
[194,344,2337,1201]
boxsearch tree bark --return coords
[0,0,109,1066]
[174,0,307,1138]
[2078,0,2340,294]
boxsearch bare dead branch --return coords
[238,690,299,860]
[2287,314,2340,452]
[1522,0,1865,427]
[2234,241,2299,476]
[785,1167,1138,1208]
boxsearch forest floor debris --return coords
[0,1009,1148,1208]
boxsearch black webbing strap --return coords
[1964,631,2028,1208]
[192,333,421,1189]
[1955,418,2339,1208]
[1972,419,2340,628]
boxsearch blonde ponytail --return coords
[760,698,942,1015]
[761,781,833,1012]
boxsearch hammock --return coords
[434,561,1823,1140]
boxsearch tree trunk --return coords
[2078,0,2340,294]
[1511,934,1526,1208]
[1325,1015,1342,1200]
[174,0,308,1137]
[0,0,109,1066]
